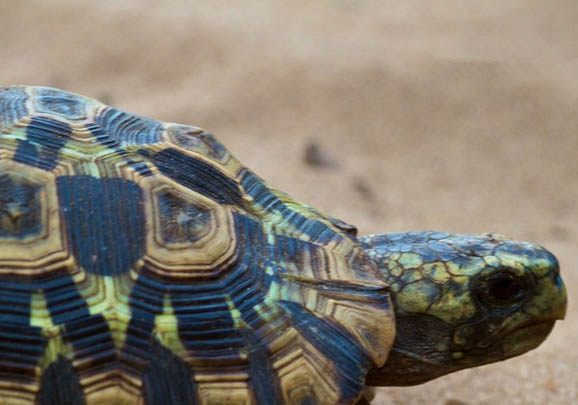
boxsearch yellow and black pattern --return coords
[0,87,395,405]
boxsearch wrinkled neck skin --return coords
[359,232,567,387]
[366,311,556,386]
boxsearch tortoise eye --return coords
[487,274,523,300]
[476,271,529,306]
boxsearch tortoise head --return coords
[359,232,567,386]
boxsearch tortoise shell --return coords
[0,86,394,405]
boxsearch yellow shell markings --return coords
[153,294,189,360]
[31,292,74,375]
[226,296,249,331]
[75,272,133,351]
[253,271,285,325]
[2,119,127,180]
[0,122,29,150]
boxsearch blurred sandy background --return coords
[0,1,576,404]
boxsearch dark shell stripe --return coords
[13,117,71,171]
[138,147,245,207]
[56,175,146,276]
[37,357,85,405]
[93,106,163,146]
[0,86,394,404]
[142,341,197,405]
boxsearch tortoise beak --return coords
[552,273,567,320]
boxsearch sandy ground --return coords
[0,1,576,404]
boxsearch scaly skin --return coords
[360,232,567,387]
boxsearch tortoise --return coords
[0,85,567,405]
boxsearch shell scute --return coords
[33,87,87,121]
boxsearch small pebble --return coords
[303,141,336,168]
